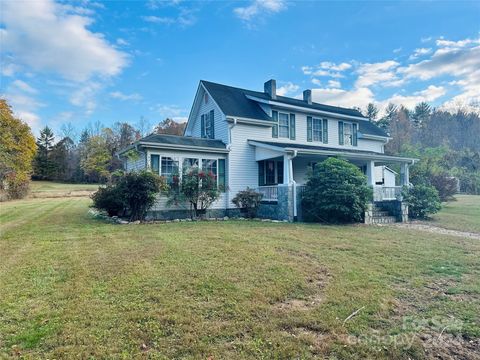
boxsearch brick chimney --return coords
[303,89,312,104]
[264,79,276,99]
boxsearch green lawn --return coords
[29,181,100,198]
[430,194,480,233]
[0,195,479,358]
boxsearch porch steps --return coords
[370,204,399,224]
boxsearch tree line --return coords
[31,118,186,184]
[363,102,480,194]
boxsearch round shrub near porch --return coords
[301,157,373,223]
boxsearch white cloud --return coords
[234,0,286,22]
[409,47,432,60]
[110,91,143,101]
[355,60,402,88]
[142,15,175,24]
[319,62,351,71]
[393,47,402,54]
[311,78,322,86]
[151,104,188,122]
[116,38,129,46]
[1,0,128,82]
[327,80,341,88]
[1,63,20,77]
[12,80,38,94]
[70,82,102,116]
[421,36,432,43]
[382,85,446,109]
[311,87,374,109]
[16,111,41,133]
[277,82,300,96]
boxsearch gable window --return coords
[278,112,290,138]
[312,118,323,142]
[201,110,215,139]
[161,157,179,184]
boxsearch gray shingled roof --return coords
[201,80,388,137]
[249,140,382,155]
[140,133,226,149]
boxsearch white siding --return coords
[226,123,271,206]
[125,152,146,171]
[189,87,229,143]
[246,110,384,153]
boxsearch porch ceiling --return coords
[248,140,417,164]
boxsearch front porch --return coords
[249,140,416,222]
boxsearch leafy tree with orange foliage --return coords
[0,99,37,199]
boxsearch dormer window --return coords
[204,93,209,104]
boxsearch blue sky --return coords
[1,0,479,137]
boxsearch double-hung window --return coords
[201,110,215,139]
[278,112,290,138]
[312,118,323,142]
[161,157,179,185]
[344,122,353,145]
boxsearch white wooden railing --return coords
[373,186,402,201]
[258,185,278,201]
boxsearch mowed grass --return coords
[430,194,480,233]
[29,181,100,198]
[1,196,479,358]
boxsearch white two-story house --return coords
[119,79,415,222]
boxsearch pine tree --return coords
[412,102,431,128]
[365,103,379,122]
[33,126,57,180]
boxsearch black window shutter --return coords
[323,119,328,143]
[289,113,296,140]
[352,123,358,146]
[201,115,205,138]
[338,121,344,145]
[272,110,278,138]
[307,116,312,142]
[210,110,215,139]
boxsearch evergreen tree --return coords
[412,102,431,128]
[377,103,397,131]
[365,103,379,121]
[33,126,57,180]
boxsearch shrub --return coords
[91,186,126,217]
[402,184,441,220]
[232,188,263,218]
[117,171,167,221]
[301,157,372,223]
[167,167,221,219]
[91,171,167,221]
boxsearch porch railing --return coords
[258,185,278,201]
[373,186,402,201]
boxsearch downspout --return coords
[226,118,237,208]
[289,150,298,221]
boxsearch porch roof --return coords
[248,140,417,164]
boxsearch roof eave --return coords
[138,141,230,153]
[245,94,369,122]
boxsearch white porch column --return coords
[400,163,410,186]
[366,160,375,186]
[283,154,290,184]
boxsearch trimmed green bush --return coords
[301,157,372,223]
[91,185,125,217]
[91,171,166,221]
[232,188,263,218]
[402,184,441,219]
